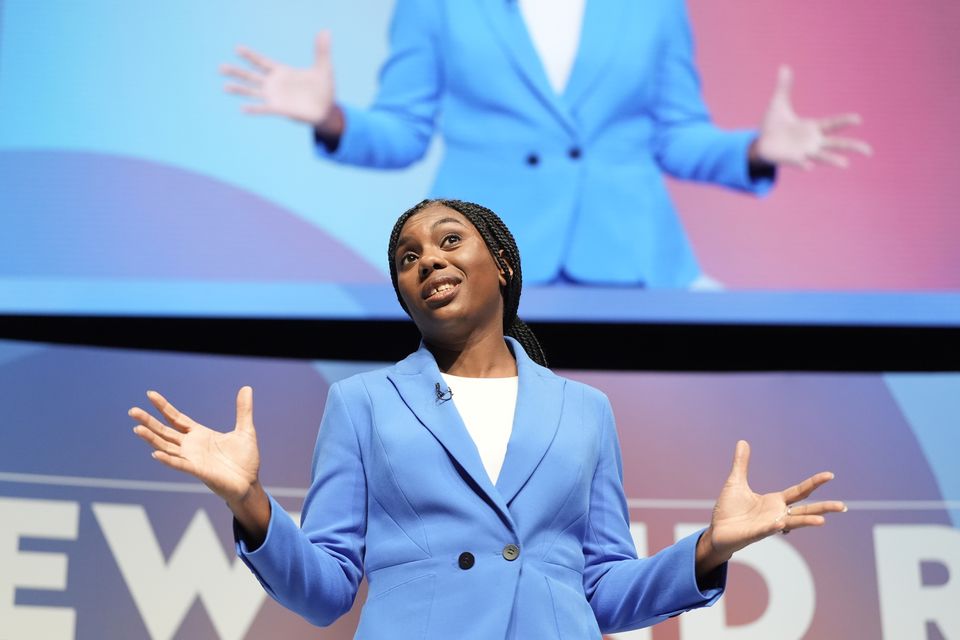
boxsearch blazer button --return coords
[458,552,475,570]
[502,544,520,561]
[525,153,539,166]
[568,147,582,160]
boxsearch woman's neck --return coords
[426,331,517,378]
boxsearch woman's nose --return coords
[419,253,447,278]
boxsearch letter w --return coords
[92,503,265,640]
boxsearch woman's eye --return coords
[441,234,461,246]
[400,253,417,266]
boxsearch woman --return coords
[129,199,845,638]
[220,0,870,287]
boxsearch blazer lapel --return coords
[387,343,515,527]
[480,0,578,135]
[495,338,566,506]
[562,0,628,109]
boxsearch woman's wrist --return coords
[228,480,271,548]
[747,137,778,181]
[314,104,345,151]
[695,526,731,582]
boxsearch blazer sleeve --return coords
[314,0,443,168]
[581,395,726,634]
[235,382,367,627]
[649,0,774,195]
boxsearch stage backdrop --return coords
[0,339,957,639]
[1,0,959,324]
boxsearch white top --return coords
[519,0,587,94]
[440,373,519,484]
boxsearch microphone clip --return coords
[435,382,453,403]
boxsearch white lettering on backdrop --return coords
[2,495,958,639]
[0,497,79,640]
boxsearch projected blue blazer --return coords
[237,338,724,638]
[318,0,772,286]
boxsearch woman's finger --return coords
[781,471,835,504]
[219,63,263,85]
[784,515,827,531]
[236,45,276,72]
[789,500,847,516]
[823,136,873,156]
[146,391,198,433]
[818,113,861,132]
[235,386,255,434]
[242,104,283,116]
[129,407,183,445]
[151,450,195,475]
[726,439,751,485]
[811,150,849,168]
[771,64,793,102]
[313,30,332,66]
[133,424,181,457]
[225,84,263,99]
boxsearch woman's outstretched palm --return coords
[130,387,260,503]
[753,65,872,170]
[708,440,844,560]
[220,31,336,127]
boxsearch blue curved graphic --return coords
[0,150,384,282]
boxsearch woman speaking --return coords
[220,0,871,288]
[129,199,844,638]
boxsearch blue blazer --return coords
[319,0,772,286]
[237,338,724,638]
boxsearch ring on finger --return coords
[781,506,794,534]
[775,506,790,524]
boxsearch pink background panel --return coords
[677,0,960,289]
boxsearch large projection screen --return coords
[1,1,959,325]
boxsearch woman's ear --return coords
[497,250,514,287]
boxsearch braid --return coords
[506,317,548,369]
[387,198,548,367]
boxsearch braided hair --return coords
[387,199,548,367]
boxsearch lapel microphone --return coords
[435,382,454,403]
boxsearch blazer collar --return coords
[387,336,565,525]
[561,0,628,109]
[480,0,578,135]
[480,0,628,127]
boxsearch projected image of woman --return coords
[219,0,870,288]
[129,199,846,638]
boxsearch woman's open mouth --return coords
[422,276,462,306]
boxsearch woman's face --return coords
[393,205,508,343]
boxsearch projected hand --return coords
[220,31,339,132]
[696,440,846,576]
[130,387,260,504]
[751,65,872,170]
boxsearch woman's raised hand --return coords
[130,387,261,504]
[220,31,339,131]
[696,440,846,577]
[751,65,872,170]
